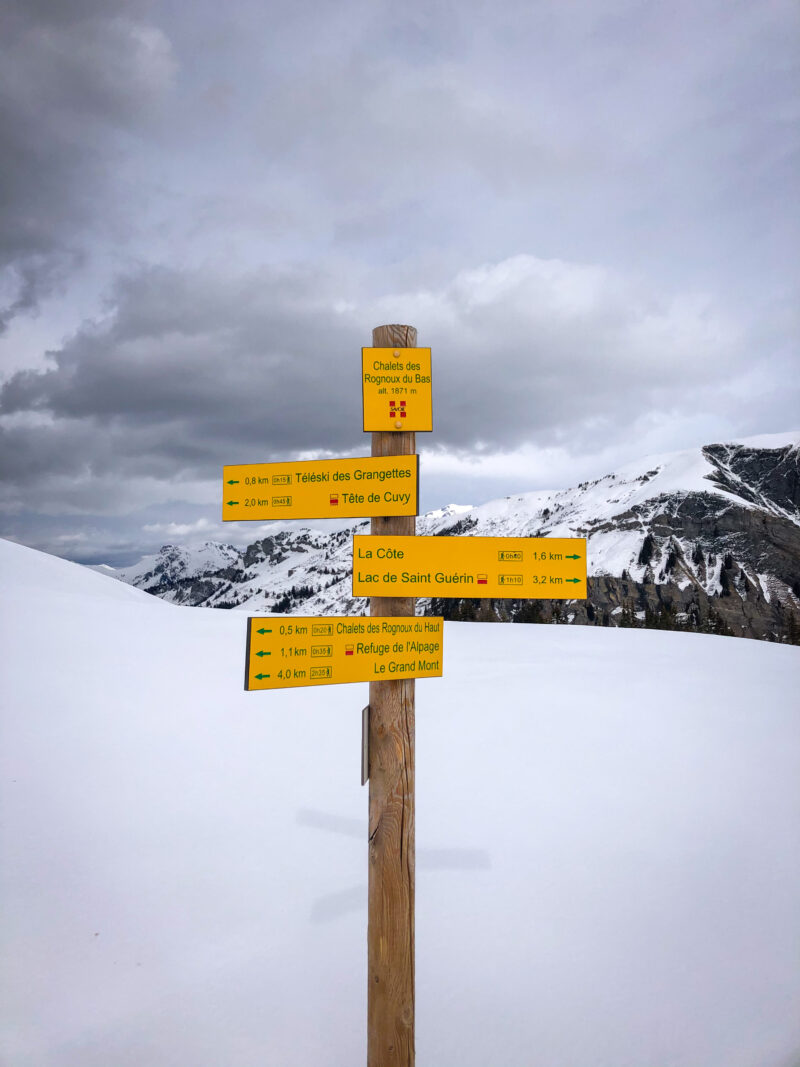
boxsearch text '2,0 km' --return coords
[223,455,419,520]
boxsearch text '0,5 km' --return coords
[244,616,444,690]
[223,455,419,520]
[352,535,588,599]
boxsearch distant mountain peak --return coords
[106,432,800,643]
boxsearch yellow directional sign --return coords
[245,615,444,690]
[223,455,418,521]
[352,535,587,599]
[362,347,432,432]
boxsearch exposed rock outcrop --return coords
[108,435,800,643]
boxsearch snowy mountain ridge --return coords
[106,432,800,642]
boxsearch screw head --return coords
[393,350,400,357]
[395,420,403,429]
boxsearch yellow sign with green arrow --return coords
[352,535,587,599]
[245,615,444,690]
[223,455,418,521]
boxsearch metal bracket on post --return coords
[361,704,369,786]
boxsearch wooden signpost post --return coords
[364,325,422,1067]
[224,322,587,1067]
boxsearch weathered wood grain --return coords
[367,324,416,1067]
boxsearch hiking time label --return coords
[223,455,419,521]
[245,615,444,690]
[351,535,587,599]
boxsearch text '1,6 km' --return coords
[223,455,419,521]
[244,615,444,690]
[352,535,587,599]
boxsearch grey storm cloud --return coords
[0,0,797,563]
[1,265,364,452]
[0,0,175,330]
[0,254,776,498]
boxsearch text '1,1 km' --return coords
[244,615,444,690]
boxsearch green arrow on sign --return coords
[255,673,270,680]
[227,479,239,485]
[256,650,271,657]
[226,500,239,507]
[257,627,272,635]
[565,577,580,584]
[565,553,581,560]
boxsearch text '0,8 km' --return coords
[362,347,432,432]
[244,616,444,690]
[223,455,419,520]
[352,535,588,599]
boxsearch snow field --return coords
[1,538,799,1066]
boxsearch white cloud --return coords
[142,518,215,537]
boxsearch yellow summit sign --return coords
[362,347,432,432]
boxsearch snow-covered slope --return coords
[106,433,800,641]
[116,540,242,584]
[421,430,800,568]
[2,537,799,1066]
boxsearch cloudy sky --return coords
[1,0,797,565]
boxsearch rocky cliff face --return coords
[107,434,800,644]
[702,442,800,515]
[431,440,800,642]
